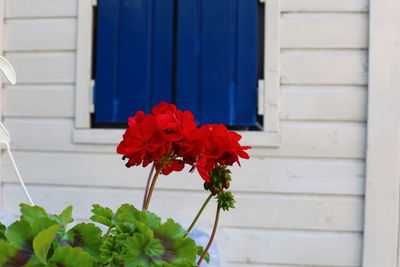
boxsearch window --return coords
[74,0,280,147]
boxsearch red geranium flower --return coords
[117,101,251,181]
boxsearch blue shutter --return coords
[176,0,258,126]
[95,0,174,123]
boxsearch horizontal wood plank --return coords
[4,52,75,84]
[281,0,369,12]
[1,184,363,231]
[5,19,76,51]
[221,229,362,266]
[281,50,368,85]
[282,14,368,48]
[2,119,366,159]
[5,0,78,18]
[3,86,74,117]
[281,86,367,121]
[1,152,365,195]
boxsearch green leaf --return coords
[20,204,49,224]
[6,220,35,248]
[49,246,93,267]
[122,228,165,267]
[64,223,102,259]
[162,237,197,265]
[196,246,210,264]
[0,222,6,241]
[154,219,185,240]
[90,204,115,227]
[115,204,161,230]
[33,224,60,264]
[59,206,74,226]
[0,241,18,265]
[31,218,59,236]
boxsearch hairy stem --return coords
[142,163,155,210]
[143,163,164,210]
[184,193,213,237]
[197,205,221,266]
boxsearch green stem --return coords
[143,163,164,210]
[102,226,112,241]
[142,163,155,210]
[184,193,213,237]
[197,205,221,266]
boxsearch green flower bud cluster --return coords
[203,166,232,195]
[217,191,236,211]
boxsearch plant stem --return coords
[197,205,221,266]
[142,163,155,210]
[102,226,112,240]
[184,193,213,237]
[143,164,164,210]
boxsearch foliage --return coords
[0,203,208,267]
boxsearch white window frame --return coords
[73,0,281,147]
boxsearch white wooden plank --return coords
[5,19,76,51]
[5,0,78,18]
[221,229,362,266]
[260,121,366,159]
[281,14,368,48]
[281,86,367,121]
[1,184,363,231]
[1,152,365,195]
[2,119,114,153]
[4,52,75,84]
[2,119,366,159]
[2,86,74,117]
[362,0,400,266]
[281,50,368,85]
[281,0,368,12]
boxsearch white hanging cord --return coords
[5,144,34,206]
[0,56,32,205]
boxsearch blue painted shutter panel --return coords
[95,0,174,123]
[176,0,258,126]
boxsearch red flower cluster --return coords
[117,102,251,182]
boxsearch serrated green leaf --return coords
[20,204,48,224]
[6,220,34,248]
[59,206,74,226]
[154,219,185,240]
[20,204,64,227]
[0,241,43,267]
[115,204,161,230]
[49,246,93,267]
[162,237,197,265]
[90,204,114,227]
[33,224,60,264]
[0,222,6,241]
[31,217,59,236]
[63,223,102,259]
[122,229,164,267]
[0,241,18,265]
[196,246,210,264]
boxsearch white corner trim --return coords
[0,0,4,120]
[73,0,281,147]
[363,0,400,266]
[75,0,94,128]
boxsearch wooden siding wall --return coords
[0,0,368,266]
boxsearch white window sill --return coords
[72,129,281,148]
